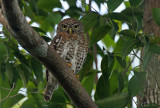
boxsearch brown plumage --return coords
[44,18,88,101]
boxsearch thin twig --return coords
[0,85,44,96]
[133,98,138,106]
[132,50,143,63]
[122,56,136,75]
[130,64,142,72]
[9,93,19,98]
[0,83,15,102]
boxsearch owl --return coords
[44,18,88,101]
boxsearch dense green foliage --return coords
[0,0,160,107]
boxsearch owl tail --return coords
[44,72,59,102]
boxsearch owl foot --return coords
[75,75,79,79]
[71,70,79,78]
[67,62,72,67]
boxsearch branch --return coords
[0,0,98,108]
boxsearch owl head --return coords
[57,18,84,34]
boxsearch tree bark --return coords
[0,0,98,108]
[139,0,160,107]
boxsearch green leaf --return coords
[95,75,110,100]
[107,52,115,74]
[23,1,35,21]
[50,13,62,24]
[128,71,146,97]
[38,0,61,11]
[129,0,143,7]
[12,80,23,94]
[23,93,45,108]
[27,81,37,90]
[80,13,98,33]
[48,87,67,108]
[118,73,124,92]
[153,8,160,26]
[114,38,125,53]
[14,52,30,69]
[149,35,160,44]
[119,29,136,37]
[66,0,76,6]
[79,53,93,77]
[96,44,105,57]
[109,71,118,94]
[30,57,43,82]
[42,36,51,42]
[0,74,10,107]
[6,63,13,83]
[107,0,124,12]
[111,20,119,36]
[81,72,96,95]
[32,27,47,35]
[0,63,6,80]
[121,37,137,58]
[89,25,112,46]
[143,51,153,70]
[16,65,27,86]
[149,44,160,55]
[94,0,104,8]
[102,34,115,48]
[45,13,62,24]
[0,42,7,62]
[51,88,66,103]
[3,40,18,52]
[65,6,83,19]
[124,1,131,8]
[143,37,153,69]
[116,56,126,68]
[29,0,39,15]
[101,55,108,78]
[122,7,143,16]
[40,13,61,31]
[96,92,129,108]
[108,12,131,23]
[2,94,24,108]
[12,67,20,84]
[21,64,31,83]
[136,16,143,35]
[100,52,115,81]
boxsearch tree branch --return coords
[0,0,98,108]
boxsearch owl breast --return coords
[53,35,88,74]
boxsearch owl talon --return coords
[75,75,79,79]
[67,62,72,67]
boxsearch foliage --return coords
[0,0,160,107]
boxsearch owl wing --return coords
[74,40,88,74]
[44,34,63,102]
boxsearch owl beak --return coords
[69,28,72,34]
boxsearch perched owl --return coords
[44,18,88,101]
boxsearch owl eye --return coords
[74,25,79,29]
[63,25,67,29]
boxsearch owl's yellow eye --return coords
[63,25,67,29]
[74,25,79,29]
